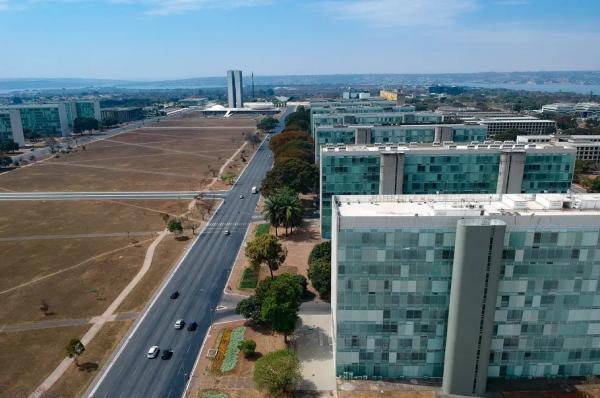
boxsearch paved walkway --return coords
[29,230,168,398]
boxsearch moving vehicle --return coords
[161,349,173,360]
[251,186,258,194]
[174,319,185,329]
[239,194,244,199]
[170,291,179,300]
[147,346,159,359]
[187,321,198,331]
[224,230,230,236]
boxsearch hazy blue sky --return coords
[0,0,599,79]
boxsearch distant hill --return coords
[2,70,600,92]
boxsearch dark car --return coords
[170,291,179,300]
[187,322,198,331]
[161,349,173,360]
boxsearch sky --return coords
[0,0,599,80]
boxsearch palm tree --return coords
[263,195,283,236]
[280,193,302,236]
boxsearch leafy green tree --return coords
[0,156,12,167]
[236,273,305,342]
[589,179,600,193]
[73,117,99,133]
[492,129,521,142]
[260,273,304,341]
[308,241,331,266]
[66,338,85,367]
[253,349,301,396]
[554,115,577,130]
[167,218,183,236]
[238,339,257,358]
[308,258,331,299]
[261,158,317,197]
[257,117,278,132]
[235,295,263,322]
[245,234,287,278]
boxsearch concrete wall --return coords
[496,151,526,194]
[379,153,404,194]
[442,219,506,396]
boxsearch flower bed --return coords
[220,326,246,373]
[211,328,231,373]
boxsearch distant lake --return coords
[460,82,600,95]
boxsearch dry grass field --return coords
[0,114,254,396]
[0,116,257,192]
[0,325,91,398]
[43,320,134,398]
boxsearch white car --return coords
[174,319,185,330]
[147,345,159,359]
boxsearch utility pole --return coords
[252,72,255,99]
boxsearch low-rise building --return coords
[518,135,600,162]
[476,116,556,136]
[331,193,600,395]
[320,142,575,238]
[0,109,25,146]
[101,107,144,123]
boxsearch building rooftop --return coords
[335,193,600,219]
[316,123,482,130]
[313,111,441,118]
[321,141,575,154]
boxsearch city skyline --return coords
[0,0,599,79]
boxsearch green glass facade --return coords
[320,148,575,238]
[75,102,97,119]
[333,195,600,384]
[490,228,600,378]
[521,153,575,193]
[335,226,454,379]
[0,113,14,142]
[18,107,64,137]
[314,125,488,161]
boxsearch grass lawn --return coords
[254,223,270,237]
[0,325,90,398]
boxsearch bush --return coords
[308,241,331,266]
[253,349,301,395]
[308,258,331,299]
[221,326,246,372]
[255,223,270,237]
[238,339,257,358]
[239,267,258,289]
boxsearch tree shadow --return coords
[245,352,263,362]
[302,290,316,302]
[175,236,190,241]
[291,320,333,363]
[78,362,99,372]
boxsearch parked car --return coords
[174,319,185,330]
[187,321,198,331]
[147,345,159,359]
[170,291,179,299]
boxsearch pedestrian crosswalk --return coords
[205,222,248,228]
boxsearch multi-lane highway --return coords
[87,109,290,398]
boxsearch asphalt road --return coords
[87,109,291,398]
